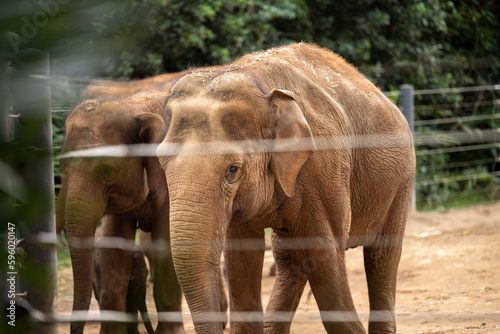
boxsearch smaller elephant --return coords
[81,66,220,100]
[93,227,154,334]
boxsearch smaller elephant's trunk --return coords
[58,176,106,334]
[66,222,95,334]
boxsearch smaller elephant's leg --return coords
[98,214,136,334]
[126,249,152,334]
[125,293,140,334]
[264,231,308,334]
[151,212,185,334]
[225,224,265,334]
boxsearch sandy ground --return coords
[57,203,500,333]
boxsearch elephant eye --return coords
[98,164,117,180]
[225,163,242,183]
[228,166,239,174]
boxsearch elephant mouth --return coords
[105,194,144,215]
[138,219,152,232]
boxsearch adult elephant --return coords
[157,43,415,334]
[56,90,185,334]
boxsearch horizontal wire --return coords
[414,99,500,112]
[416,143,500,156]
[55,130,497,159]
[415,129,500,146]
[24,309,500,325]
[427,157,499,170]
[415,112,500,126]
[412,84,500,96]
[416,171,500,186]
[58,133,413,159]
[44,233,417,252]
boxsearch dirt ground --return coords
[57,203,500,333]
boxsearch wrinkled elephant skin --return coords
[56,90,186,334]
[158,43,415,334]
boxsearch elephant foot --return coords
[100,323,128,334]
[155,323,186,334]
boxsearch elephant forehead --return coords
[168,96,262,141]
[171,68,266,102]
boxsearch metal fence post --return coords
[399,84,416,211]
[10,50,58,334]
[400,84,415,134]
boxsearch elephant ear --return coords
[137,112,166,144]
[267,89,316,197]
[136,112,167,196]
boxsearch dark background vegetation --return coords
[3,0,499,86]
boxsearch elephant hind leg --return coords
[363,244,400,334]
[307,246,366,334]
[363,195,408,334]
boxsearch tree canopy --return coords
[2,0,499,90]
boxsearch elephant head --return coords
[56,91,168,333]
[157,70,315,332]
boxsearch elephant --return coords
[56,90,185,334]
[81,67,219,100]
[157,42,415,334]
[93,226,154,334]
[56,88,229,334]
[81,72,188,99]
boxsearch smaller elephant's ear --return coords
[267,89,316,197]
[137,113,166,144]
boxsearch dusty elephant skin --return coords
[56,90,187,334]
[81,72,190,100]
[93,227,154,334]
[81,67,220,100]
[157,43,416,334]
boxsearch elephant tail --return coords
[137,296,155,334]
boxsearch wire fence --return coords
[4,69,500,332]
[407,84,500,210]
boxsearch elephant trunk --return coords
[56,174,106,334]
[169,181,228,333]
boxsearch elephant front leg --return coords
[98,214,136,334]
[225,224,265,334]
[151,215,185,334]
